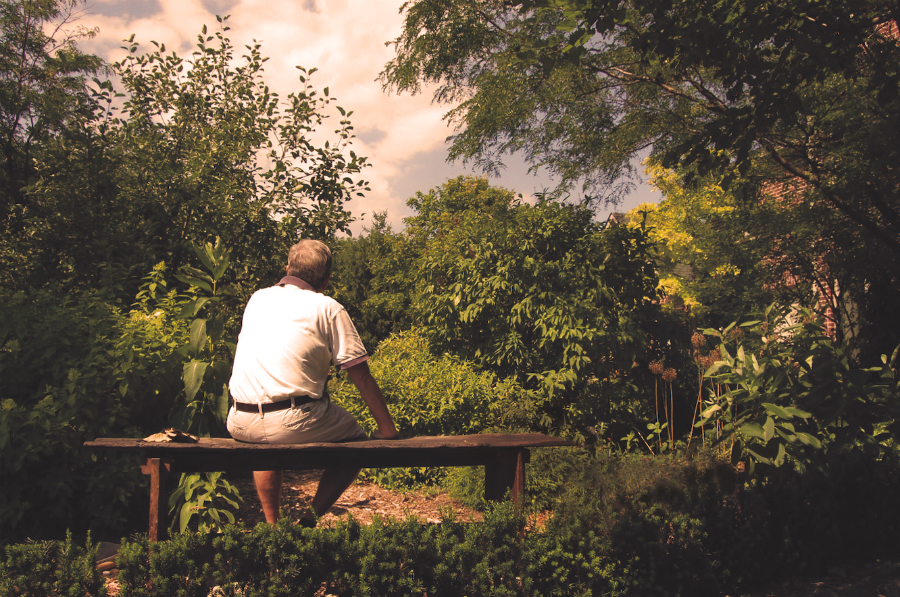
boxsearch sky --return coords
[76,0,660,235]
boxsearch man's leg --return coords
[254,470,283,523]
[298,467,361,527]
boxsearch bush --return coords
[4,450,900,597]
[0,532,106,596]
[445,445,594,511]
[0,288,179,543]
[0,252,246,544]
[330,330,524,488]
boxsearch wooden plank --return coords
[85,435,575,471]
[85,433,574,453]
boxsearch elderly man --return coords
[227,239,398,527]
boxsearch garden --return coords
[3,0,900,595]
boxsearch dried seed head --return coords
[649,360,664,375]
[662,368,677,383]
[691,332,705,349]
[730,327,744,339]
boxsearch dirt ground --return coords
[230,470,484,527]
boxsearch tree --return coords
[382,0,900,356]
[625,163,774,327]
[383,0,899,247]
[2,13,370,295]
[404,176,661,439]
[0,0,102,284]
[331,213,418,352]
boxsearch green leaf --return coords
[179,501,194,533]
[178,297,211,319]
[794,431,823,448]
[704,361,724,377]
[175,274,213,293]
[782,406,812,419]
[761,402,794,419]
[189,319,208,356]
[740,422,764,438]
[763,416,775,441]
[773,442,786,467]
[215,385,230,425]
[183,361,210,401]
[700,403,722,419]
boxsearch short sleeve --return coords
[328,307,368,366]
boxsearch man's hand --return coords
[371,429,400,441]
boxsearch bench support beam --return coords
[141,458,171,542]
[484,449,529,511]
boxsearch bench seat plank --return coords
[85,433,572,472]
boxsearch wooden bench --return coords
[84,433,574,541]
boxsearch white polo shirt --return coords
[228,277,368,403]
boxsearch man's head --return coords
[287,240,332,290]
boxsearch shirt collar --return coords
[277,276,315,291]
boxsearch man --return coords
[227,239,398,527]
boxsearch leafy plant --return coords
[164,238,244,533]
[330,329,515,487]
[168,472,241,535]
[698,305,899,473]
[170,238,235,439]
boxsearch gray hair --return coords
[287,240,332,289]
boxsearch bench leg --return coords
[141,458,171,542]
[484,449,529,512]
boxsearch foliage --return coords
[330,213,419,352]
[698,305,900,474]
[0,531,106,597]
[445,446,594,512]
[383,0,900,364]
[331,329,504,437]
[0,0,103,283]
[0,4,371,537]
[636,161,900,358]
[0,288,161,543]
[409,179,661,440]
[0,238,246,543]
[168,472,242,536]
[3,11,369,297]
[626,163,774,326]
[169,238,235,439]
[384,0,900,256]
[159,238,245,534]
[3,450,899,596]
[330,329,518,487]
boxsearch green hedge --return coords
[4,450,898,596]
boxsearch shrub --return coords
[329,329,523,488]
[0,532,106,596]
[0,288,176,543]
[5,452,900,597]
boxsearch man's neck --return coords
[277,276,316,291]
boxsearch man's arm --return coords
[345,361,399,440]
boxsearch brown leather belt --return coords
[234,396,315,413]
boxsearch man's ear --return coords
[286,266,290,276]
